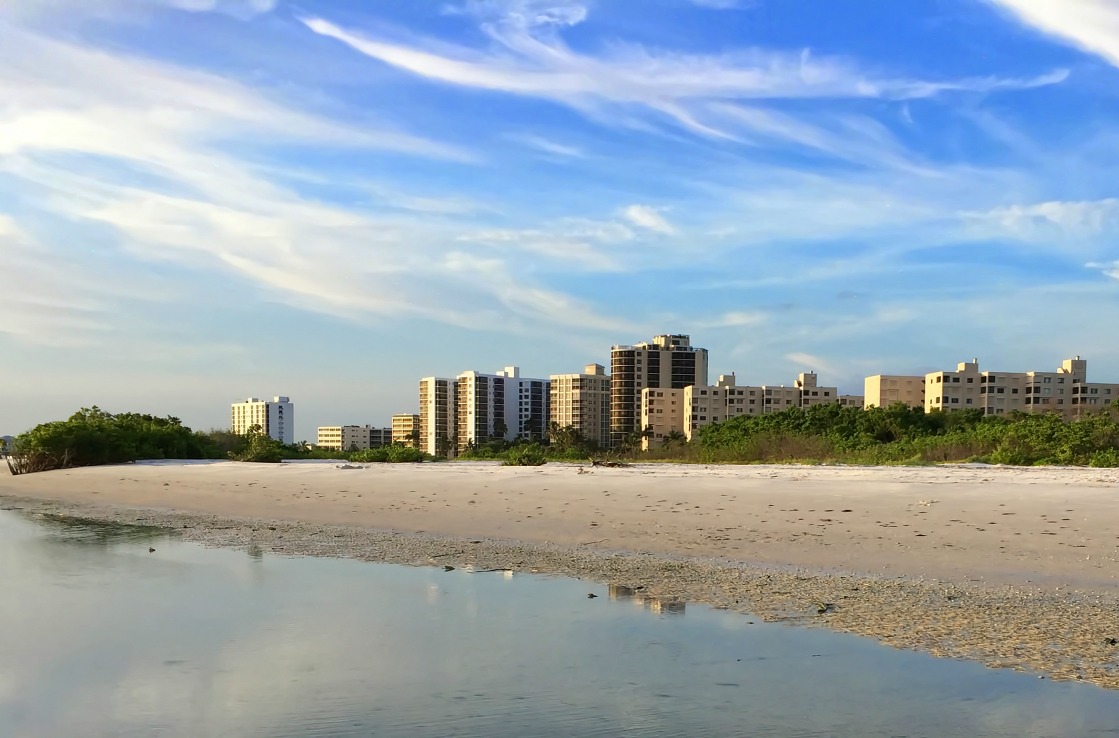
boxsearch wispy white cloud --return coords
[689,0,748,9]
[990,0,1119,67]
[786,352,835,375]
[0,25,629,343]
[302,13,1066,139]
[506,133,586,158]
[962,198,1119,248]
[623,204,676,234]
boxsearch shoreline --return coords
[4,491,1119,689]
[4,460,1119,688]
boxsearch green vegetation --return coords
[349,445,429,463]
[501,444,548,466]
[10,407,218,473]
[8,407,435,474]
[677,401,1119,467]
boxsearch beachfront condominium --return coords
[794,372,839,408]
[864,375,926,410]
[230,396,293,444]
[918,356,1117,418]
[611,334,708,448]
[641,371,862,448]
[455,366,549,452]
[316,425,392,451]
[391,414,420,448]
[419,377,456,457]
[549,363,611,448]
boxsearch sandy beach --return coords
[4,460,1119,687]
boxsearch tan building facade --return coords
[925,360,981,413]
[391,414,420,447]
[918,355,1116,418]
[795,372,838,408]
[864,375,925,410]
[549,363,611,448]
[419,377,456,457]
[316,425,391,451]
[640,388,684,450]
[611,334,708,448]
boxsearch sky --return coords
[2,0,1119,440]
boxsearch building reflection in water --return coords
[608,584,685,615]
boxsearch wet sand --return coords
[4,460,1119,687]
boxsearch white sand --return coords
[4,460,1118,590]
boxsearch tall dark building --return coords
[610,334,708,448]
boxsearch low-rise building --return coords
[316,425,392,451]
[925,360,981,413]
[864,375,925,410]
[795,372,838,408]
[641,388,684,450]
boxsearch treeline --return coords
[7,407,434,474]
[683,402,1119,467]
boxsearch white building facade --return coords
[231,396,294,445]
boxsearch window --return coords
[951,398,960,404]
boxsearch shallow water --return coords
[2,510,1119,737]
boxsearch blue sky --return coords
[2,0,1119,440]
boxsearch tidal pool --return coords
[2,509,1118,737]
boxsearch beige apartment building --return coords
[918,355,1116,418]
[315,425,391,452]
[549,363,610,448]
[925,359,982,413]
[838,394,865,408]
[763,385,800,413]
[419,377,456,457]
[391,414,420,447]
[864,375,926,410]
[640,388,685,449]
[230,396,293,444]
[611,334,708,448]
[795,372,838,408]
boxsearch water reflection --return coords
[609,584,686,615]
[28,512,168,546]
[3,510,1119,738]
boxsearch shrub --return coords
[502,445,547,466]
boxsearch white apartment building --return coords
[611,334,708,448]
[549,363,611,448]
[315,425,392,451]
[231,396,293,444]
[455,366,549,452]
[419,377,456,457]
[864,375,926,410]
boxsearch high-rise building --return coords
[391,414,421,448]
[230,396,293,444]
[455,366,549,452]
[419,377,456,457]
[549,363,610,448]
[611,334,708,448]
